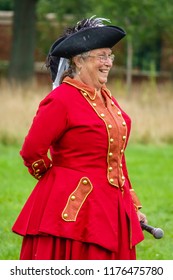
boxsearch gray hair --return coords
[59,51,90,84]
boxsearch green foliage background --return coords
[1,0,173,71]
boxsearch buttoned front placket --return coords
[63,77,127,192]
[81,88,127,192]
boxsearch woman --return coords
[12,16,147,260]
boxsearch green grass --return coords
[0,143,173,260]
[126,144,173,260]
[0,143,35,260]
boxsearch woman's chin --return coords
[99,77,108,85]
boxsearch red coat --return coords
[12,77,144,252]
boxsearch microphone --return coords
[140,222,164,239]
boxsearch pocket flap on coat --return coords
[62,177,93,221]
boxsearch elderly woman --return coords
[12,16,147,260]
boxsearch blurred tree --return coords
[8,0,39,84]
[89,0,173,92]
[8,0,93,83]
[0,0,13,10]
[37,0,93,20]
[37,0,173,91]
[5,0,173,85]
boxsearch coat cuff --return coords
[130,189,142,211]
[29,158,52,180]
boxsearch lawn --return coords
[0,143,172,260]
[126,144,173,260]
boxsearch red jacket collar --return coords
[63,77,112,101]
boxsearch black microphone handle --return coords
[140,222,164,239]
[141,222,154,233]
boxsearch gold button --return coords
[109,166,113,171]
[100,113,105,117]
[122,121,126,126]
[83,92,87,96]
[122,176,125,180]
[63,213,68,218]
[93,103,97,107]
[110,178,114,183]
[117,111,121,116]
[35,169,40,173]
[122,135,126,140]
[110,138,114,143]
[38,175,42,179]
[111,101,114,106]
[34,163,39,167]
[120,149,124,154]
[82,179,88,185]
[120,163,122,168]
[71,195,76,201]
[109,152,113,157]
[108,124,112,129]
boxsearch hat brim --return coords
[51,25,126,58]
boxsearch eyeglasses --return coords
[88,54,115,63]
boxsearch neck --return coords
[96,89,107,106]
[74,74,102,93]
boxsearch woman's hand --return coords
[137,210,148,224]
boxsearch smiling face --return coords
[73,48,113,90]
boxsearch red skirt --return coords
[20,236,136,260]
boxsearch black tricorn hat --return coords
[47,17,126,84]
[50,25,126,58]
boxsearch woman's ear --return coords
[73,55,82,69]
